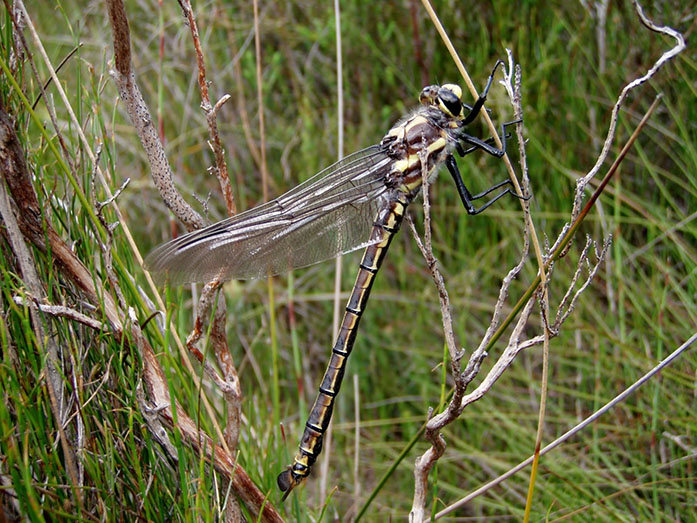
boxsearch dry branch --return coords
[12,296,107,331]
[104,0,255,519]
[178,0,236,216]
[175,0,243,468]
[106,0,204,231]
[405,1,685,520]
[0,64,280,523]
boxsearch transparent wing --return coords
[145,146,393,284]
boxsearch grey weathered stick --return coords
[106,0,204,230]
[12,297,107,331]
[423,2,685,515]
[176,3,242,481]
[567,0,686,227]
[431,331,697,520]
[178,0,236,216]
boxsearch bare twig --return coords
[479,53,531,352]
[429,94,662,522]
[12,296,107,331]
[137,383,178,462]
[553,237,611,328]
[431,332,697,520]
[214,305,243,453]
[500,48,551,523]
[567,0,686,228]
[406,153,462,520]
[185,282,242,401]
[89,145,131,312]
[106,0,204,230]
[407,50,533,521]
[105,0,232,425]
[178,0,236,216]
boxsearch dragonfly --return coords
[146,60,526,499]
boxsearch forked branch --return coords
[407,1,685,520]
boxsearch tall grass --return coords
[1,0,695,520]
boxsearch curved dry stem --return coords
[179,0,236,217]
[406,2,685,521]
[568,0,686,224]
[431,332,697,520]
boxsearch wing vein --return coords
[146,146,394,283]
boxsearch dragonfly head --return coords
[419,83,465,120]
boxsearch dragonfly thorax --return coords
[380,85,467,196]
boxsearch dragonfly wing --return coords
[145,146,393,284]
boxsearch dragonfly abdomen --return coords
[277,194,410,497]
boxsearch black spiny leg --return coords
[446,155,526,215]
[451,62,528,214]
[449,118,528,214]
[461,60,505,125]
[455,120,521,158]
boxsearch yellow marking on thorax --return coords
[403,177,422,192]
[386,123,406,140]
[427,136,447,154]
[393,137,448,174]
[404,115,429,133]
[393,156,415,174]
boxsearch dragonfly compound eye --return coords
[437,84,464,118]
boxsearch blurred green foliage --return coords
[1,0,695,520]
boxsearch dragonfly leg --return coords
[446,154,529,215]
[456,119,522,158]
[456,135,497,157]
[461,60,505,125]
[461,102,493,117]
[458,132,504,158]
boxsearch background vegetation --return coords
[1,0,695,520]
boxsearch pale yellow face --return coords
[418,83,465,119]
